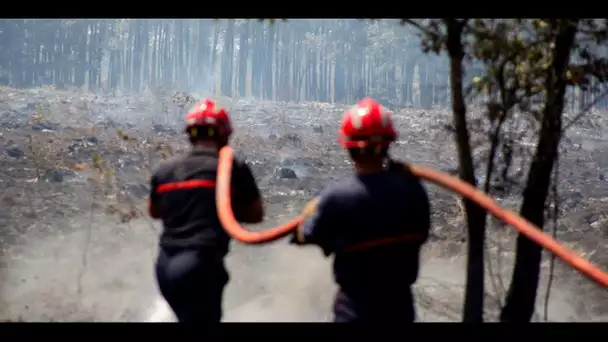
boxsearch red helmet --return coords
[185,99,233,137]
[338,98,397,148]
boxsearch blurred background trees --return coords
[2,19,604,111]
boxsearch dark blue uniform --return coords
[150,146,261,322]
[300,165,431,322]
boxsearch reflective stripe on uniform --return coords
[341,232,426,253]
[157,179,216,194]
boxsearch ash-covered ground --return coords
[0,86,606,322]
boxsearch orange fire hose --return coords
[216,146,608,288]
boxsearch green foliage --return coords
[407,19,608,125]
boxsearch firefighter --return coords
[292,98,431,322]
[148,99,264,323]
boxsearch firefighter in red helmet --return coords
[148,99,264,322]
[292,98,431,322]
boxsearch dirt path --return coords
[0,210,336,322]
[1,211,600,322]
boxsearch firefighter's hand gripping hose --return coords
[216,146,608,288]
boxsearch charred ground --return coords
[0,86,606,321]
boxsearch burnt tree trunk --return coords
[445,18,487,323]
[500,21,578,323]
